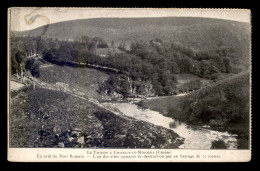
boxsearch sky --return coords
[9,8,251,31]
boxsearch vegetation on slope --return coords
[11,33,248,97]
[10,87,184,148]
[39,65,110,100]
[11,17,250,96]
[14,17,250,59]
[10,17,251,149]
[11,17,250,98]
[138,71,250,148]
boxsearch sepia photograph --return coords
[8,8,251,162]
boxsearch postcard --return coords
[8,8,251,162]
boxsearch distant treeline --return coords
[11,36,248,96]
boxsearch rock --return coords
[71,131,81,137]
[175,137,185,144]
[72,127,81,132]
[77,137,85,144]
[71,127,82,137]
[68,137,75,142]
[169,122,176,128]
[53,125,62,136]
[58,142,65,148]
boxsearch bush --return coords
[137,100,145,109]
[181,79,202,92]
[211,140,227,149]
[25,58,35,70]
[31,63,40,77]
[169,122,176,128]
[167,106,182,120]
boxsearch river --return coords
[102,102,238,149]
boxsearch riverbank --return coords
[136,71,250,149]
[10,84,184,148]
[101,102,238,149]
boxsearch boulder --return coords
[53,125,62,136]
[71,127,82,137]
[58,142,65,148]
[68,137,75,142]
[77,136,85,144]
[71,131,80,137]
[72,127,81,132]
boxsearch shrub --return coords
[31,63,40,77]
[211,140,227,149]
[25,58,35,70]
[169,122,176,128]
[167,106,182,120]
[182,79,203,91]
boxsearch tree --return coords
[25,58,35,70]
[118,42,126,51]
[111,40,115,53]
[182,79,202,92]
[81,35,90,45]
[13,50,26,82]
[42,51,53,62]
[223,58,231,73]
[11,52,19,75]
[120,79,131,98]
[89,41,97,54]
[36,37,46,54]
[30,63,40,78]
[93,37,108,48]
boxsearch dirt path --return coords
[40,64,53,68]
[10,81,26,91]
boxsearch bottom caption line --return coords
[36,150,221,160]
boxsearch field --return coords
[174,74,212,89]
[138,95,181,115]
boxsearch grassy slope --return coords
[39,65,110,100]
[174,74,213,89]
[141,71,249,113]
[10,87,184,148]
[139,71,250,148]
[14,17,250,60]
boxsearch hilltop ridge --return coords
[12,17,250,54]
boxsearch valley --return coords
[10,62,245,149]
[9,16,251,149]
